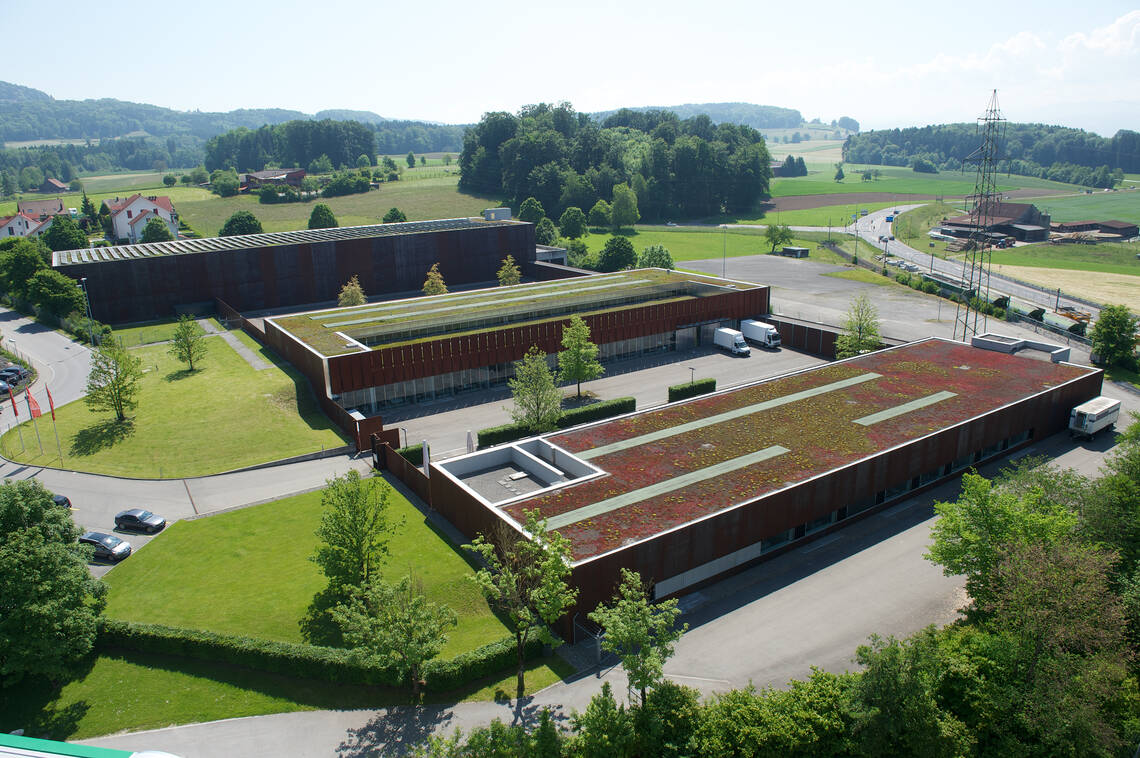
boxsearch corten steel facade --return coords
[422,339,1102,632]
[51,218,535,324]
[263,271,770,417]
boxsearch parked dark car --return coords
[114,508,166,533]
[79,531,132,562]
[52,494,72,508]
[0,366,31,383]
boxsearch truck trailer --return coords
[1069,396,1121,440]
[740,319,782,349]
[713,327,750,356]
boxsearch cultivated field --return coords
[1026,190,1140,225]
[991,263,1140,312]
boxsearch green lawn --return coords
[175,176,503,237]
[770,165,1079,199]
[733,201,903,227]
[110,317,224,347]
[1029,191,1140,225]
[0,184,213,219]
[0,331,346,477]
[989,241,1140,277]
[101,482,510,655]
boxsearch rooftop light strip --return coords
[546,445,791,530]
[306,273,631,321]
[321,280,650,329]
[852,391,958,426]
[578,372,882,460]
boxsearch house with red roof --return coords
[0,212,39,238]
[101,194,179,243]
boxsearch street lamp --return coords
[721,225,727,278]
[78,278,95,345]
[688,366,696,385]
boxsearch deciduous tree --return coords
[535,217,558,246]
[559,206,587,240]
[168,314,207,371]
[141,216,173,243]
[1089,304,1138,369]
[406,151,416,169]
[597,236,636,272]
[219,210,263,237]
[338,274,366,306]
[422,263,447,295]
[496,255,521,287]
[331,574,456,696]
[834,163,845,182]
[467,510,578,700]
[517,197,545,224]
[508,346,562,432]
[588,199,612,229]
[557,315,603,399]
[383,207,407,224]
[85,341,142,421]
[834,293,880,358]
[26,269,84,318]
[307,203,338,229]
[41,216,87,252]
[638,244,674,270]
[764,223,793,252]
[610,183,640,231]
[589,568,686,706]
[312,470,395,589]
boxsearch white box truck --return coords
[713,327,750,356]
[1069,396,1121,440]
[740,319,781,349]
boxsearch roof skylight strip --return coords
[852,391,958,426]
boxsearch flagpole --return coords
[48,388,62,462]
[26,392,42,455]
[9,389,24,453]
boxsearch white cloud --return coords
[1060,9,1140,56]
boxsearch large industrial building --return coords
[412,337,1100,628]
[263,269,770,417]
[51,217,536,323]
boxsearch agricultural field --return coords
[0,330,346,477]
[770,165,1078,199]
[1029,190,1140,225]
[578,226,837,262]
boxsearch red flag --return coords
[45,386,55,421]
[7,388,17,418]
[27,392,41,419]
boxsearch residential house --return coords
[101,194,179,243]
[17,197,66,221]
[0,212,39,238]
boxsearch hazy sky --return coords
[6,1,1138,136]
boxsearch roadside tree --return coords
[42,216,87,252]
[597,236,636,272]
[85,341,143,422]
[496,255,521,287]
[219,210,263,237]
[313,470,396,590]
[557,315,603,399]
[308,203,338,229]
[168,314,208,372]
[1089,304,1138,369]
[558,207,587,239]
[518,197,545,224]
[467,510,578,700]
[141,217,173,243]
[764,223,793,252]
[331,575,456,697]
[508,346,562,432]
[422,263,448,295]
[834,293,880,358]
[638,244,674,270]
[589,568,686,706]
[338,274,366,306]
[383,207,407,223]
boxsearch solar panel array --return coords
[52,218,517,267]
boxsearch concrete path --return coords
[219,330,271,370]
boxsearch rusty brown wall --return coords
[326,286,770,395]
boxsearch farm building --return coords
[263,269,770,419]
[417,337,1101,631]
[940,201,1050,242]
[51,217,536,323]
[1051,219,1139,240]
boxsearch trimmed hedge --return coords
[477,396,637,448]
[668,378,716,403]
[396,443,424,466]
[556,396,635,428]
[97,618,545,692]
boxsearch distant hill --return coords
[0,81,52,104]
[314,109,389,125]
[592,102,808,130]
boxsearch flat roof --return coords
[491,338,1094,562]
[271,269,764,357]
[51,217,524,267]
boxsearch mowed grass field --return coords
[0,330,346,477]
[579,226,850,264]
[101,483,510,655]
[1031,190,1140,224]
[770,165,1078,198]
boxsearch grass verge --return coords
[111,317,224,347]
[0,331,345,477]
[988,241,1140,277]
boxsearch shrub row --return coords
[97,618,544,692]
[396,443,424,466]
[668,378,717,403]
[477,396,636,448]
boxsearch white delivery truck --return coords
[1069,396,1121,440]
[740,319,781,349]
[713,327,750,356]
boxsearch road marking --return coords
[852,391,957,426]
[182,479,198,515]
[666,673,731,685]
[547,445,790,530]
[579,372,881,460]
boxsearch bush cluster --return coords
[97,618,545,692]
[395,443,423,466]
[668,378,717,403]
[321,171,371,198]
[258,185,301,204]
[478,396,636,448]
